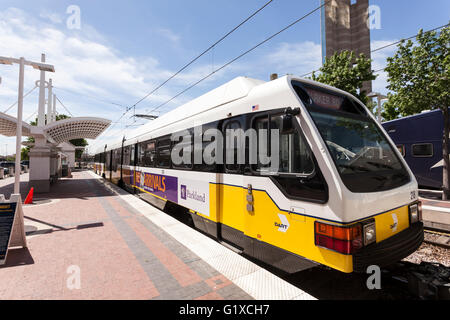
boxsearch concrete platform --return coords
[0,170,314,300]
[420,198,450,232]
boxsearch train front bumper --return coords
[352,222,424,273]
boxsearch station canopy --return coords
[0,112,111,144]
[0,112,32,137]
[43,117,111,144]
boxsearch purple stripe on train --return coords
[133,171,178,203]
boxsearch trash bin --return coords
[62,164,68,177]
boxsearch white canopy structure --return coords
[0,112,32,137]
[0,112,111,144]
[42,117,111,144]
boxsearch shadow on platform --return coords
[0,170,114,201]
[0,248,34,269]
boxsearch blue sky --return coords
[0,0,449,153]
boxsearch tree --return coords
[383,25,450,199]
[311,50,377,105]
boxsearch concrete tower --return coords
[321,0,372,93]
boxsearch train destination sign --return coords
[0,202,17,265]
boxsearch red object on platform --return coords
[24,187,34,204]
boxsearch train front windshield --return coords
[293,81,410,193]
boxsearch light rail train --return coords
[92,76,424,273]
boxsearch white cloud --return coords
[264,41,322,77]
[39,11,63,24]
[0,7,225,154]
[155,28,180,43]
[370,39,399,94]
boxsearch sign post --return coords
[0,194,27,266]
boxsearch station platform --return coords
[420,196,450,232]
[0,170,314,300]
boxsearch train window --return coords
[397,145,405,157]
[130,144,135,166]
[157,137,171,168]
[172,130,193,170]
[142,141,156,167]
[106,151,111,170]
[412,143,433,157]
[123,146,131,166]
[111,149,120,171]
[224,121,242,173]
[253,115,314,175]
[137,143,144,166]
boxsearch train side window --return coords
[172,130,193,170]
[130,144,135,166]
[224,121,242,173]
[412,143,433,157]
[123,146,131,166]
[253,115,315,175]
[137,143,145,166]
[157,137,172,168]
[397,145,405,157]
[143,141,156,167]
[252,112,328,203]
[111,149,119,171]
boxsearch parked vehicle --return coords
[0,162,26,174]
[382,109,445,189]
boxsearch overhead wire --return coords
[146,0,330,115]
[102,0,277,138]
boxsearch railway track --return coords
[423,228,450,249]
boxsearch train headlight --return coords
[363,222,376,246]
[409,202,422,224]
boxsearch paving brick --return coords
[0,171,253,300]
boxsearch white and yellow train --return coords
[92,75,423,273]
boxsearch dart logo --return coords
[274,214,290,233]
[390,213,398,232]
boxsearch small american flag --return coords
[252,105,259,112]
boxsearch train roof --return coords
[91,74,371,154]
[382,109,441,125]
[95,76,265,153]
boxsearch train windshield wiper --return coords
[339,164,371,173]
[366,161,395,170]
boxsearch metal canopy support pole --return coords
[37,54,46,127]
[53,94,57,122]
[47,79,53,124]
[14,57,25,194]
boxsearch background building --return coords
[321,0,372,93]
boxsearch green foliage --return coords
[383,25,450,120]
[311,50,377,105]
[21,147,29,161]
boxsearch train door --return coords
[242,111,325,249]
[217,119,247,250]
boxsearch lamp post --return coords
[367,92,388,124]
[0,56,55,194]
